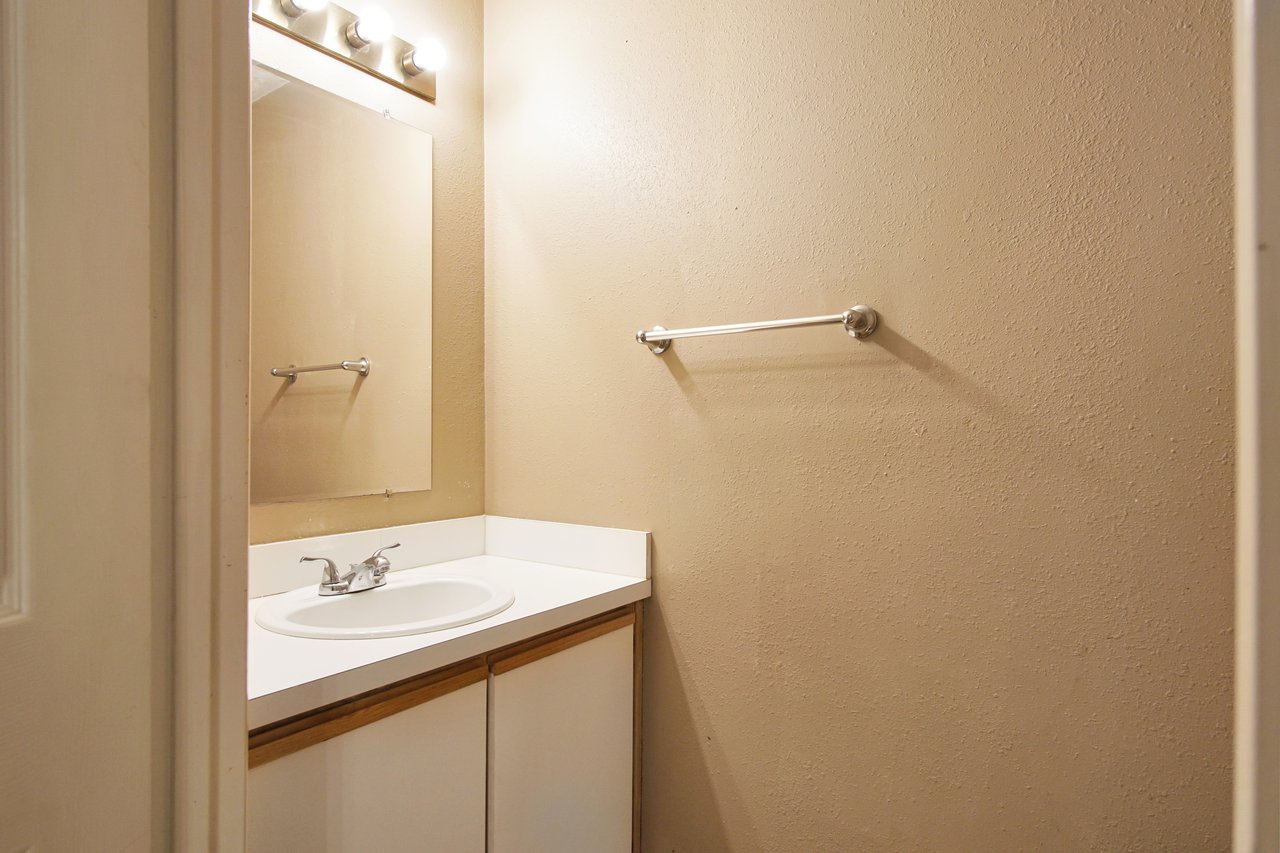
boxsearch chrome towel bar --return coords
[271,357,371,383]
[636,305,878,355]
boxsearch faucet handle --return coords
[366,543,401,577]
[300,556,343,588]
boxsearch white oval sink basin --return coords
[255,574,516,640]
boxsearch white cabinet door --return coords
[489,622,635,853]
[248,680,487,853]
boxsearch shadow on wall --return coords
[869,324,1006,414]
[658,320,1006,417]
[643,595,923,853]
[640,323,1017,852]
[642,593,762,853]
[258,373,368,423]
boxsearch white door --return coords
[1234,1,1280,851]
[0,0,180,848]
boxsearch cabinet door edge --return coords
[488,608,637,676]
[248,658,488,768]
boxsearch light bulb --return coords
[346,7,393,47]
[403,38,446,75]
[279,0,325,16]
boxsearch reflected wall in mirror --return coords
[250,64,433,504]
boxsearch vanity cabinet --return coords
[246,605,640,853]
[247,662,489,853]
[488,609,638,853]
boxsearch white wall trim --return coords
[246,515,650,598]
[485,516,651,580]
[172,0,250,849]
[248,515,486,598]
[0,0,26,623]
[1234,0,1280,849]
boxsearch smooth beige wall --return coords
[485,1,1234,849]
[250,0,484,543]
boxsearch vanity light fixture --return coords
[279,0,326,17]
[402,39,446,75]
[344,7,394,48]
[252,0,438,102]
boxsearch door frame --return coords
[1234,0,1280,850]
[172,0,251,849]
[168,0,1280,849]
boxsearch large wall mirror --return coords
[250,35,433,505]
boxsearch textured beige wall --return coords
[484,1,1234,850]
[250,0,484,543]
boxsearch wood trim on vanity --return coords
[248,658,488,768]
[632,601,644,853]
[247,603,644,772]
[487,607,637,676]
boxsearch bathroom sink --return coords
[255,573,516,640]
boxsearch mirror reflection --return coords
[250,64,433,504]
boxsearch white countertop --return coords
[248,554,650,728]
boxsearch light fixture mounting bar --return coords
[251,1,436,104]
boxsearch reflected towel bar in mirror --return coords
[271,357,371,383]
[636,305,878,355]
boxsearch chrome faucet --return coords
[301,543,401,597]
